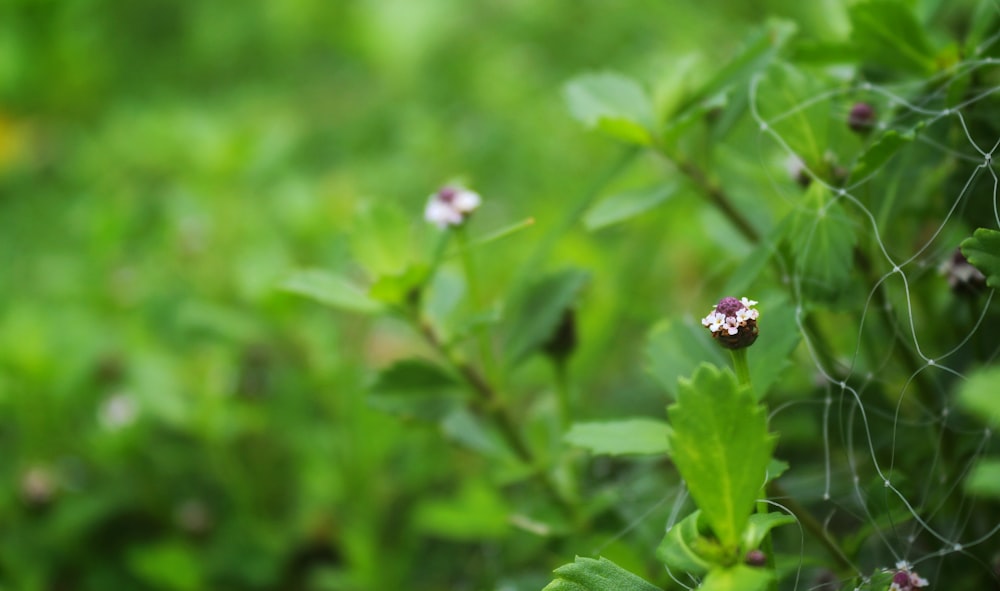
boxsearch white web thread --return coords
[749,54,1000,588]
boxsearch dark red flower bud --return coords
[848,102,876,133]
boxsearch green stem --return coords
[454,225,499,386]
[412,316,578,521]
[767,482,855,576]
[729,348,752,391]
[756,499,777,591]
[552,359,572,431]
[426,228,452,279]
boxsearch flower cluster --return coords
[889,561,928,591]
[424,185,481,229]
[701,296,760,350]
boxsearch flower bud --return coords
[543,309,577,363]
[848,102,876,133]
[745,549,767,567]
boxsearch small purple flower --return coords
[701,296,760,349]
[424,185,482,229]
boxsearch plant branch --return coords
[413,318,578,521]
[767,482,855,575]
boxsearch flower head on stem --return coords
[424,185,482,229]
[702,296,760,350]
[702,296,760,390]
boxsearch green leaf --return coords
[667,364,776,548]
[440,407,509,458]
[741,512,796,550]
[721,226,783,297]
[368,264,429,306]
[966,460,1000,499]
[128,542,203,591]
[746,297,801,399]
[792,40,860,65]
[646,319,726,397]
[367,359,463,421]
[584,183,678,230]
[786,185,858,301]
[565,419,672,456]
[699,565,773,591]
[676,19,796,114]
[960,228,1000,289]
[766,459,789,482]
[656,511,723,575]
[412,479,510,540]
[956,365,1000,427]
[851,124,923,180]
[280,269,383,314]
[849,1,936,75]
[503,268,589,367]
[564,72,655,145]
[754,63,830,166]
[543,556,663,591]
[350,200,414,276]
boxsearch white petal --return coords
[453,189,482,213]
[425,200,461,228]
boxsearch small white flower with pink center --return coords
[424,185,482,229]
[888,561,928,590]
[701,296,761,350]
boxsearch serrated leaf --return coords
[849,1,936,75]
[787,185,858,301]
[755,63,830,166]
[565,419,672,456]
[851,124,923,180]
[960,228,1000,289]
[564,72,655,145]
[584,183,678,230]
[543,556,663,591]
[646,319,726,397]
[956,365,1000,427]
[699,565,773,591]
[503,268,589,367]
[668,364,776,548]
[367,359,463,421]
[280,269,383,314]
[741,512,796,550]
[656,511,722,575]
[966,460,1000,499]
[766,459,789,482]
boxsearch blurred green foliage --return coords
[2,1,999,590]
